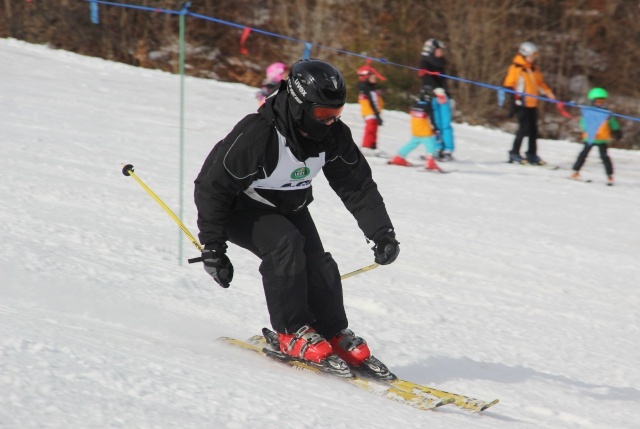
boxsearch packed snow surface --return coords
[1,38,639,428]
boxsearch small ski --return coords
[360,148,390,159]
[505,161,561,170]
[418,168,455,174]
[386,161,420,168]
[218,336,452,411]
[567,177,593,183]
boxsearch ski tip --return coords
[477,398,500,412]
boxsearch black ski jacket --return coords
[419,54,451,97]
[194,86,393,250]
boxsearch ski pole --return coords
[122,163,378,279]
[340,263,379,280]
[121,164,204,253]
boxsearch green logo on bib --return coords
[290,167,311,180]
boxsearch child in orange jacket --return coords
[388,86,442,171]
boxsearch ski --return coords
[387,379,499,413]
[218,336,453,411]
[567,177,593,183]
[505,161,561,171]
[360,148,391,159]
[229,333,499,413]
[418,168,455,174]
[251,333,498,413]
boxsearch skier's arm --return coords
[194,116,270,250]
[323,126,393,241]
[424,101,439,133]
[610,117,622,140]
[535,69,554,99]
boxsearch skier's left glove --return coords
[372,230,400,265]
[202,249,234,288]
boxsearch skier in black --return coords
[194,59,400,377]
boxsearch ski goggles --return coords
[309,104,344,124]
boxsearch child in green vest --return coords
[571,88,621,186]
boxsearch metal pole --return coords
[178,2,189,265]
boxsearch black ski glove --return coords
[375,113,383,126]
[202,250,234,288]
[372,230,400,265]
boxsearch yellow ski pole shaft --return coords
[340,263,379,280]
[121,164,203,253]
[122,164,378,277]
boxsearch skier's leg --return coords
[424,136,438,156]
[397,137,421,159]
[525,108,539,159]
[572,143,592,172]
[598,144,614,176]
[288,209,347,339]
[510,107,527,156]
[362,118,379,149]
[226,208,314,334]
[439,100,455,153]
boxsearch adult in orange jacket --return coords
[503,42,555,165]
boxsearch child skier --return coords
[388,86,442,171]
[256,62,288,105]
[357,64,386,156]
[570,87,621,186]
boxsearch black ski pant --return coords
[573,143,613,176]
[226,207,348,339]
[511,106,538,157]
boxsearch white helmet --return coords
[519,42,538,57]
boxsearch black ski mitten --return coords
[372,230,400,265]
[202,250,234,288]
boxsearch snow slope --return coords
[1,38,639,428]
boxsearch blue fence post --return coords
[302,42,312,59]
[90,0,99,24]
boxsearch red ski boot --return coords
[425,155,443,172]
[271,326,351,377]
[277,325,333,364]
[388,155,413,167]
[330,329,396,380]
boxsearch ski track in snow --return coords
[1,38,639,428]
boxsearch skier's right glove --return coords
[375,114,383,126]
[372,230,400,265]
[202,249,234,288]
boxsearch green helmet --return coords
[588,87,608,100]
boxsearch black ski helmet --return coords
[287,59,346,114]
[286,59,347,141]
[422,39,445,56]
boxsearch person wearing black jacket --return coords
[419,38,456,161]
[194,59,400,376]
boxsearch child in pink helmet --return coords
[256,62,288,105]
